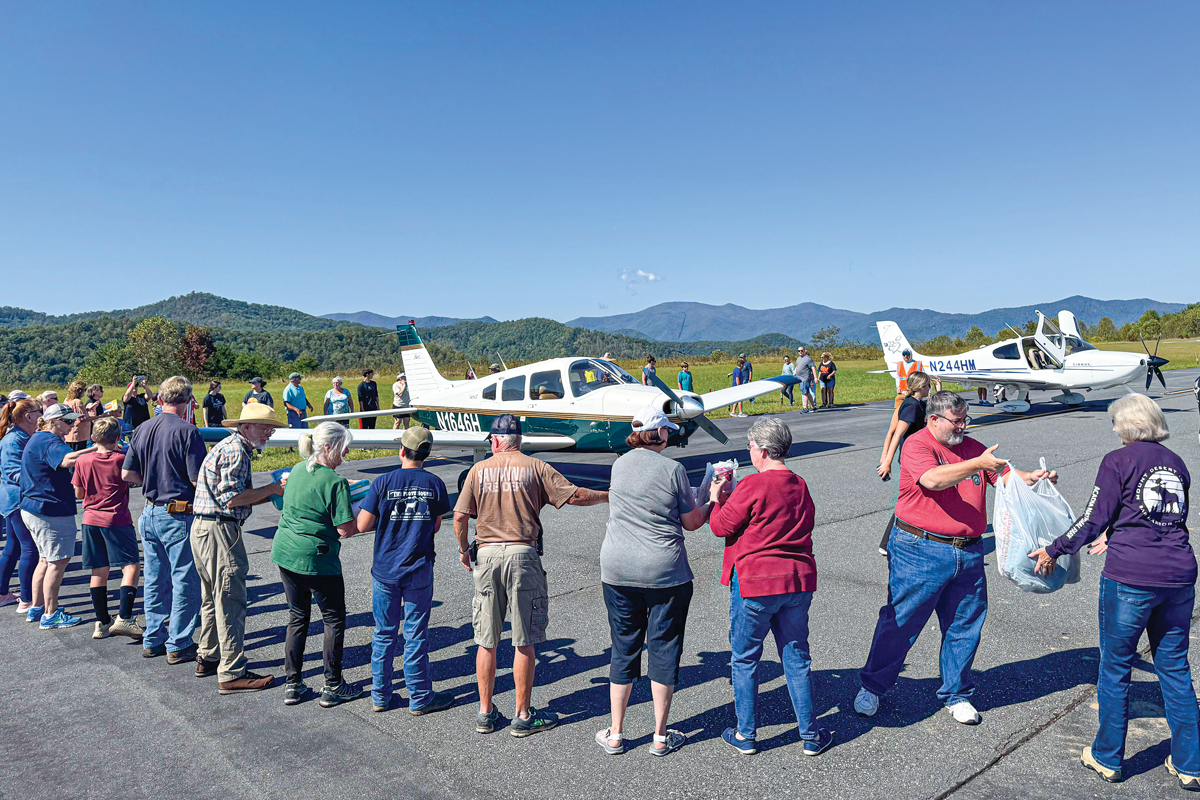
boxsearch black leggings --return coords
[279,567,347,687]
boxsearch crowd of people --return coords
[0,367,1197,789]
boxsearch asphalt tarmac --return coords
[3,376,1199,800]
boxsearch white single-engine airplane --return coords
[877,310,1168,413]
[202,323,799,483]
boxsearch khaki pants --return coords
[191,517,249,682]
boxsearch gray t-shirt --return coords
[600,448,697,588]
[795,355,816,382]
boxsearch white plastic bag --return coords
[992,458,1081,593]
[695,459,739,506]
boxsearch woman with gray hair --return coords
[1031,394,1199,789]
[708,417,832,756]
[271,422,361,708]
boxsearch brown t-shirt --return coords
[453,450,578,544]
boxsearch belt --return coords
[894,519,978,550]
[146,500,194,514]
[195,513,240,524]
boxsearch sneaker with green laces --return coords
[510,707,558,738]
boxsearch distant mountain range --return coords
[322,311,498,329]
[565,296,1186,343]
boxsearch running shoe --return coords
[93,620,113,639]
[854,687,880,717]
[510,707,558,737]
[39,608,82,629]
[284,681,311,706]
[476,704,505,734]
[25,605,44,624]
[319,681,362,708]
[0,592,18,607]
[108,616,144,640]
[946,701,982,725]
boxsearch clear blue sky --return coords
[2,2,1197,321]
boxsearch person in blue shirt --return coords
[729,358,746,418]
[357,426,454,715]
[284,372,313,429]
[677,363,693,393]
[0,398,41,611]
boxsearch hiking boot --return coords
[218,671,275,695]
[166,644,198,665]
[510,707,558,738]
[1081,746,1122,782]
[195,658,219,678]
[476,704,505,734]
[39,608,82,629]
[946,701,982,725]
[142,644,166,658]
[802,728,834,756]
[284,681,311,706]
[319,681,362,708]
[1166,755,1200,791]
[410,691,455,716]
[93,620,113,639]
[854,687,880,717]
[108,616,144,639]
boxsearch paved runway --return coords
[3,377,1199,800]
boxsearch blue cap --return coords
[489,414,522,436]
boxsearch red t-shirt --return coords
[71,449,133,527]
[709,470,816,596]
[895,428,1002,538]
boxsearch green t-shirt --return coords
[270,464,354,575]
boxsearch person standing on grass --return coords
[729,358,746,418]
[391,373,411,431]
[357,426,454,715]
[357,369,380,430]
[272,422,360,708]
[0,398,41,611]
[21,403,96,629]
[642,355,657,387]
[243,377,274,408]
[818,353,837,408]
[781,355,795,406]
[795,347,817,414]
[201,380,227,428]
[742,354,755,404]
[72,417,144,641]
[324,377,354,428]
[677,363,693,393]
[193,402,283,695]
[284,372,313,430]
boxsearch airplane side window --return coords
[994,343,1020,360]
[502,376,526,402]
[530,370,565,400]
[482,384,496,401]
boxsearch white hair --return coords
[298,421,353,472]
[1110,393,1169,445]
[493,434,521,450]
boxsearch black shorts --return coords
[82,524,140,570]
[603,581,693,686]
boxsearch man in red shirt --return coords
[855,391,1052,725]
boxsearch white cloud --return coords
[619,268,665,295]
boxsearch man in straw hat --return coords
[191,401,286,694]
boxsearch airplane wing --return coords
[304,407,418,424]
[698,376,800,412]
[198,427,575,452]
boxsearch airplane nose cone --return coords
[679,395,705,419]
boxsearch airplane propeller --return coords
[1139,335,1169,390]
[645,372,729,445]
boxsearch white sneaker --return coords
[854,687,879,717]
[946,701,981,725]
[108,616,144,639]
[93,620,112,639]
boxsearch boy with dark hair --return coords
[73,417,144,640]
[357,427,454,714]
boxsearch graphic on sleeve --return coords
[1136,467,1187,526]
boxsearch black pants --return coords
[361,415,377,429]
[279,567,347,687]
[603,581,693,686]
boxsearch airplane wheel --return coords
[458,469,469,491]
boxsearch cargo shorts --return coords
[472,543,549,649]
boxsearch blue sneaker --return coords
[802,728,834,756]
[721,727,756,755]
[25,605,45,624]
[39,608,82,629]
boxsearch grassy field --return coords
[12,338,1196,472]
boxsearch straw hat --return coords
[223,403,286,428]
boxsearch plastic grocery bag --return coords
[695,459,739,505]
[992,458,1081,593]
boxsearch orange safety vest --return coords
[895,358,923,390]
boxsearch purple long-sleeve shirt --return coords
[1046,441,1196,588]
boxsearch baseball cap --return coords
[398,426,433,456]
[489,363,500,371]
[249,377,264,385]
[489,414,522,436]
[631,404,679,432]
[396,372,405,379]
[42,403,81,422]
[288,372,302,380]
[8,390,29,401]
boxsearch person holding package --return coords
[854,391,1053,725]
[1030,394,1200,789]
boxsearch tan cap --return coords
[397,426,433,454]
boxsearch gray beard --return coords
[946,431,965,446]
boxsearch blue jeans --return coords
[729,570,818,741]
[139,505,200,652]
[1093,576,1200,774]
[860,526,988,705]
[371,565,434,709]
[1,510,39,602]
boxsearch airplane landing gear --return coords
[1051,391,1085,406]
[458,469,469,491]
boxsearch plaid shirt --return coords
[194,430,254,523]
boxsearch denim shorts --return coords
[21,510,77,562]
[82,524,140,570]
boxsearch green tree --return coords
[1136,309,1162,339]
[964,326,989,347]
[78,341,137,385]
[809,326,843,351]
[1094,317,1118,340]
[127,316,183,381]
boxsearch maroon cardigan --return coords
[709,469,816,596]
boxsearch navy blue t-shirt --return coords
[361,467,450,584]
[123,413,207,504]
[20,432,76,517]
[897,396,927,453]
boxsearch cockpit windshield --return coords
[569,359,637,397]
[1064,337,1096,355]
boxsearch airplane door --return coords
[1033,312,1066,368]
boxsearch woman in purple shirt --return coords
[1031,393,1198,789]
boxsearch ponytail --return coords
[904,371,931,398]
[0,399,38,440]
[298,421,353,473]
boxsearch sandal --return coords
[595,728,624,754]
[649,729,685,757]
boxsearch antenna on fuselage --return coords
[1006,324,1024,339]
[496,352,508,371]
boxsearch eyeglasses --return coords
[933,414,971,429]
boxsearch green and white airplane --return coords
[280,322,799,462]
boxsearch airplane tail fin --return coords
[396,323,451,401]
[876,321,926,379]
